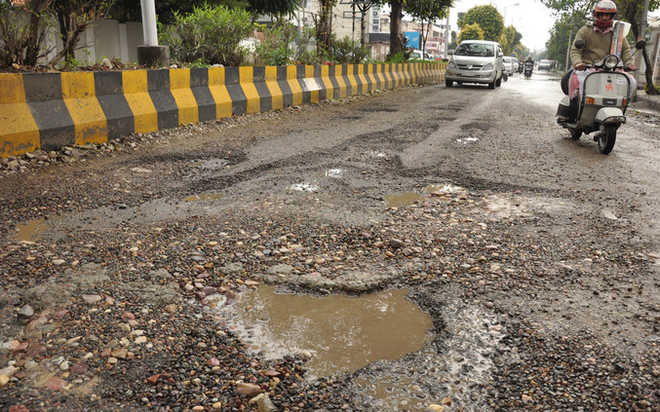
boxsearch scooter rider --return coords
[560,0,636,122]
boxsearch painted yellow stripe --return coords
[286,65,303,106]
[334,65,347,97]
[208,67,232,119]
[0,74,40,157]
[265,66,283,110]
[410,63,418,84]
[305,65,319,104]
[169,69,198,125]
[356,64,368,94]
[320,65,334,100]
[239,66,261,114]
[122,70,158,134]
[61,72,107,145]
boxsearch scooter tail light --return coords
[585,97,595,105]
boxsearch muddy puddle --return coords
[385,192,423,208]
[218,286,433,379]
[13,218,48,242]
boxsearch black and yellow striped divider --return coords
[0,62,445,158]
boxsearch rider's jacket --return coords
[570,23,633,67]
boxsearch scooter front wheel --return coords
[598,125,617,154]
[569,127,582,140]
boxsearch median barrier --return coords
[0,62,446,158]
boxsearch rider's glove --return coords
[624,64,637,71]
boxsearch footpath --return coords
[636,90,660,111]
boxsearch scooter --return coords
[524,61,533,79]
[556,41,632,154]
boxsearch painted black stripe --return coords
[362,64,373,93]
[277,66,293,108]
[190,68,216,123]
[94,71,134,139]
[251,67,271,112]
[23,73,75,149]
[352,64,362,95]
[296,65,311,104]
[148,69,178,130]
[341,64,352,96]
[225,67,246,115]
[383,64,392,89]
[314,65,327,101]
[328,65,341,99]
[372,64,381,90]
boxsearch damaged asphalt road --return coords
[1,74,659,411]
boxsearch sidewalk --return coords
[635,90,660,111]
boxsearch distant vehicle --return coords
[538,59,556,71]
[503,56,515,78]
[409,49,432,60]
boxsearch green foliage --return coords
[405,0,452,53]
[544,11,584,70]
[457,5,504,41]
[386,51,409,63]
[247,0,301,16]
[160,4,254,66]
[254,23,319,65]
[331,36,369,64]
[499,25,521,55]
[458,23,485,43]
[0,0,52,68]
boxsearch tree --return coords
[458,23,484,43]
[457,5,503,42]
[544,11,584,70]
[0,0,52,67]
[499,25,522,55]
[50,0,113,65]
[405,0,452,56]
[352,0,384,48]
[389,0,405,57]
[316,0,337,55]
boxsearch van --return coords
[445,40,505,89]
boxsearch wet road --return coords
[1,72,659,411]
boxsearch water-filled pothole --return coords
[14,218,48,242]
[220,286,432,378]
[385,192,423,208]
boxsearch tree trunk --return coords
[318,0,333,55]
[389,0,403,57]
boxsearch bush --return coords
[160,4,254,66]
[255,24,320,66]
[331,36,369,64]
[0,0,52,68]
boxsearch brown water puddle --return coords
[14,218,48,242]
[228,286,432,378]
[183,193,224,202]
[385,192,423,208]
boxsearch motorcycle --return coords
[524,61,533,79]
[556,41,632,154]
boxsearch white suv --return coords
[445,40,505,89]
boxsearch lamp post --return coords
[137,0,170,67]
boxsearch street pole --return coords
[444,9,450,58]
[565,28,572,71]
[137,0,170,67]
[141,0,158,47]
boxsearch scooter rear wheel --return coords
[598,125,617,154]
